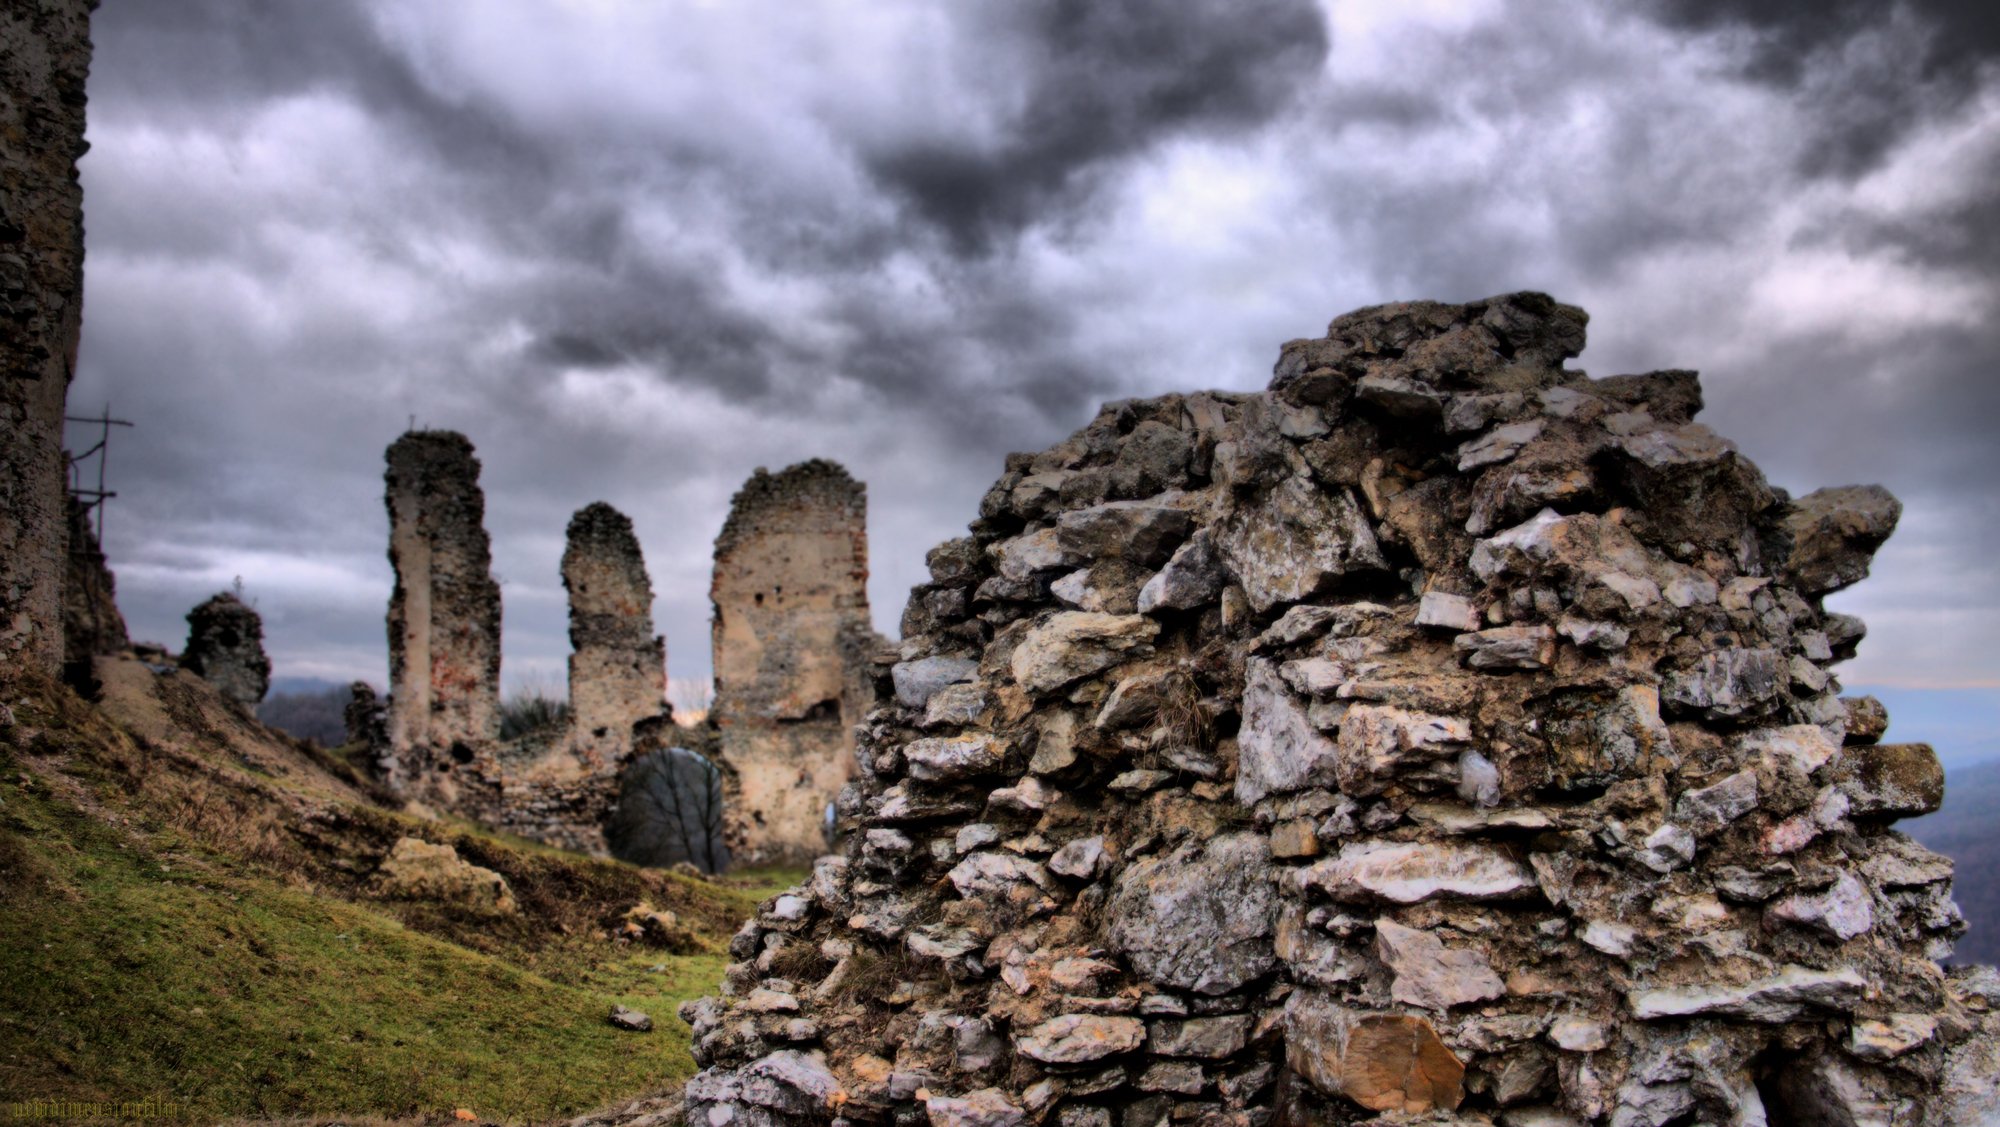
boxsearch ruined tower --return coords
[710,460,878,866]
[562,501,665,766]
[0,1,94,675]
[62,492,128,678]
[384,431,502,800]
[180,591,270,710]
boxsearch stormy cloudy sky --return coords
[69,1,2000,759]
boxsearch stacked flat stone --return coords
[687,293,1997,1126]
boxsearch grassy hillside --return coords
[0,659,794,1124]
[1904,760,2000,967]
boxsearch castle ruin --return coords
[709,460,883,866]
[383,431,503,804]
[679,294,2000,1127]
[562,501,665,769]
[0,0,94,675]
[180,591,271,710]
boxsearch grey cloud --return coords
[861,0,1329,254]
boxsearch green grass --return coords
[0,764,723,1124]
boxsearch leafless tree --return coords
[607,746,729,872]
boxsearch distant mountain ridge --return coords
[1905,759,2000,965]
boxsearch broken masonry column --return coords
[709,460,877,867]
[0,1,95,675]
[180,592,271,710]
[383,431,502,799]
[562,501,666,768]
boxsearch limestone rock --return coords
[1107,833,1278,995]
[1831,742,1944,819]
[1301,841,1534,904]
[1015,1014,1146,1065]
[892,657,979,709]
[1335,704,1471,797]
[904,735,1011,783]
[1283,991,1464,1114]
[1373,918,1505,1010]
[1454,625,1556,671]
[372,837,517,916]
[1236,658,1342,804]
[1135,530,1223,614]
[1629,966,1867,1022]
[1773,485,1901,594]
[1215,476,1386,613]
[1056,500,1192,566]
[1009,612,1159,696]
[925,1088,1025,1127]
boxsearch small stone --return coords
[1774,484,1901,594]
[1457,419,1546,471]
[1236,658,1343,804]
[1548,1017,1608,1053]
[1057,499,1194,566]
[1637,823,1696,873]
[610,1005,653,1032]
[1831,742,1944,819]
[1334,704,1472,797]
[1373,918,1505,1011]
[1673,770,1759,836]
[1301,841,1535,904]
[1848,1014,1937,1062]
[926,1088,1026,1127]
[948,853,1053,897]
[1284,991,1464,1114]
[892,656,979,708]
[1768,871,1875,940]
[1629,966,1867,1022]
[1136,530,1223,613]
[1270,819,1321,859]
[1050,836,1109,879]
[1108,768,1174,794]
[1416,592,1482,633]
[1015,1014,1146,1064]
[905,734,1012,782]
[1455,625,1557,672]
[1146,1015,1253,1059]
[1010,612,1160,696]
[1108,833,1279,995]
[1580,920,1637,958]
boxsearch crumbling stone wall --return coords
[0,0,94,675]
[180,592,270,710]
[384,431,502,803]
[62,493,127,677]
[710,460,882,866]
[680,294,1999,1127]
[563,501,665,768]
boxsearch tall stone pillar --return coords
[180,591,270,710]
[0,1,94,675]
[562,501,664,767]
[384,431,502,800]
[710,460,877,866]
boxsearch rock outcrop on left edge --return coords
[0,0,95,675]
[675,293,2000,1127]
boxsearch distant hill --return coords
[1903,759,2000,966]
[259,679,353,746]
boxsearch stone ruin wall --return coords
[384,430,504,806]
[710,460,883,867]
[563,501,667,770]
[679,294,2000,1127]
[62,491,127,679]
[180,591,270,710]
[0,0,94,676]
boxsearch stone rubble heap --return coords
[180,591,271,711]
[679,293,2000,1127]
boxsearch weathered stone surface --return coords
[1415,591,1481,632]
[180,592,271,709]
[1373,918,1505,1010]
[1662,648,1785,718]
[1301,841,1534,904]
[1831,742,1944,819]
[710,461,878,866]
[892,657,978,709]
[948,853,1051,897]
[1674,770,1759,836]
[925,1088,1025,1127]
[1216,476,1386,612]
[1135,530,1222,614]
[1335,704,1471,797]
[372,837,517,916]
[1015,1014,1145,1064]
[1629,966,1867,1021]
[1056,500,1192,566]
[1236,658,1342,803]
[1146,1015,1253,1059]
[1284,991,1464,1113]
[1010,612,1159,696]
[1769,872,1874,940]
[1107,834,1278,995]
[904,735,1011,783]
[1454,625,1556,671]
[62,494,128,675]
[1774,485,1901,594]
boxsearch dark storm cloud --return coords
[1644,0,2000,177]
[862,0,1328,254]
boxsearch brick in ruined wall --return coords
[0,1,95,675]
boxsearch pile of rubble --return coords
[677,294,1999,1126]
